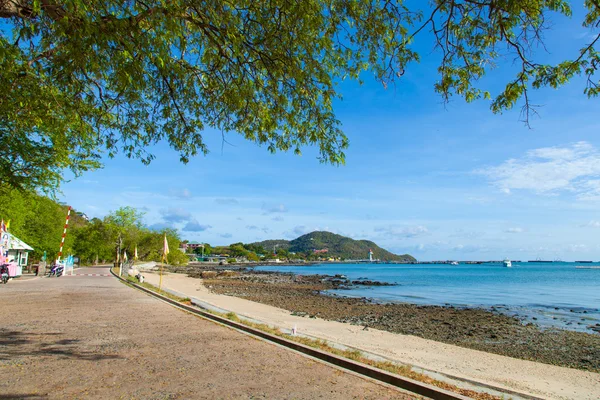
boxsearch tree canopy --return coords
[1,0,598,193]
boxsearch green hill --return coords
[253,231,415,262]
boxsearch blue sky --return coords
[60,6,600,261]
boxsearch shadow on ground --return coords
[0,329,122,361]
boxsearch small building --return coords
[180,241,204,252]
[187,241,204,250]
[1,232,34,277]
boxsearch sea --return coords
[256,262,600,334]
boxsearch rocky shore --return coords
[166,265,600,372]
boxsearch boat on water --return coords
[502,259,512,268]
[450,261,459,266]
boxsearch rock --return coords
[291,311,308,317]
[218,270,239,278]
[351,280,394,286]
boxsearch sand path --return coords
[145,271,599,400]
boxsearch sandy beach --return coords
[142,269,599,400]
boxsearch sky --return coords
[59,5,600,261]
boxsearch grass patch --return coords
[122,276,505,400]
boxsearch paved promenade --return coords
[0,267,412,399]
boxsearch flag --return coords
[134,246,138,260]
[5,220,9,231]
[123,250,128,263]
[0,220,5,232]
[163,234,169,257]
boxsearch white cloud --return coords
[169,188,192,199]
[261,203,288,214]
[215,198,238,205]
[374,225,429,239]
[272,216,284,222]
[246,225,270,233]
[505,227,523,233]
[451,229,483,239]
[284,225,311,238]
[582,220,600,228]
[160,207,192,223]
[182,220,211,232]
[566,244,588,253]
[452,244,490,253]
[478,141,600,199]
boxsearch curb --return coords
[111,269,483,400]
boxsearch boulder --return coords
[200,271,218,279]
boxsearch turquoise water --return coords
[256,262,600,333]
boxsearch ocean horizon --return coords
[257,262,600,334]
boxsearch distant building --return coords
[180,241,203,252]
[75,212,89,221]
[188,241,203,249]
[313,248,328,254]
[1,233,33,277]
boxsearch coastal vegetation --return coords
[2,1,599,194]
[252,231,416,262]
[0,188,187,265]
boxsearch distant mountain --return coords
[252,231,415,262]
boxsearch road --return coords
[0,266,413,399]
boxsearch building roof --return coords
[2,233,34,251]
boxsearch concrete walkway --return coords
[0,266,413,399]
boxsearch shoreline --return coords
[144,268,600,400]
[166,264,600,373]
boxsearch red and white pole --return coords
[57,206,72,262]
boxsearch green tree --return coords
[0,188,83,261]
[193,243,212,256]
[103,206,146,254]
[72,218,115,264]
[138,228,188,265]
[247,252,260,262]
[243,243,267,255]
[1,1,598,193]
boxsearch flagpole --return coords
[159,255,163,290]
[160,233,169,291]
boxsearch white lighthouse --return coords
[368,248,374,262]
